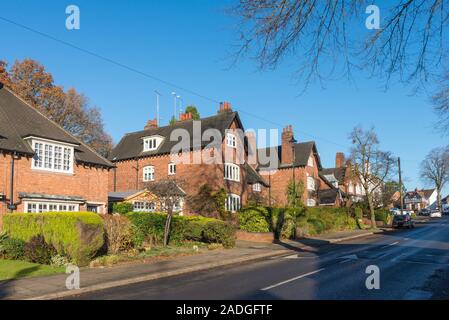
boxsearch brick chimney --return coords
[144,118,158,130]
[218,101,232,113]
[281,125,295,165]
[336,152,345,168]
[179,112,193,121]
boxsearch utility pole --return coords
[398,157,404,215]
[154,90,161,126]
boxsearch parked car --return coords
[392,213,415,229]
[430,210,442,218]
[419,208,431,216]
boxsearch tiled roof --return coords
[110,111,241,161]
[257,141,322,170]
[245,163,269,187]
[320,167,346,183]
[0,84,113,168]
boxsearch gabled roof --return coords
[0,84,113,168]
[257,141,322,170]
[404,188,436,200]
[320,167,346,183]
[245,163,269,187]
[110,111,242,162]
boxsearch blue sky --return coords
[0,0,446,192]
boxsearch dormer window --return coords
[143,136,163,152]
[30,138,74,174]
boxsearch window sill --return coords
[31,168,74,176]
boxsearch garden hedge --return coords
[238,206,270,233]
[126,212,236,248]
[3,212,104,266]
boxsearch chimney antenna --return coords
[171,92,177,120]
[154,90,161,126]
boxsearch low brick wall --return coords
[235,230,275,243]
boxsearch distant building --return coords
[403,188,437,211]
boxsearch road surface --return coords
[68,217,449,300]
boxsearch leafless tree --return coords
[349,126,396,228]
[420,147,449,210]
[145,179,186,246]
[434,70,449,133]
[231,1,448,89]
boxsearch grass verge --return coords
[0,259,65,281]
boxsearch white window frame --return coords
[225,194,241,213]
[253,183,262,192]
[224,163,240,182]
[143,136,163,152]
[226,133,237,148]
[306,199,316,207]
[143,166,155,182]
[307,176,315,191]
[133,201,156,212]
[25,201,79,213]
[168,163,176,175]
[31,139,74,174]
[308,156,314,167]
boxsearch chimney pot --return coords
[144,118,158,130]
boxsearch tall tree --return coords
[184,105,201,120]
[434,70,449,133]
[1,59,113,157]
[420,147,449,210]
[232,1,448,88]
[349,127,396,228]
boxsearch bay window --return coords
[225,194,241,213]
[224,163,240,182]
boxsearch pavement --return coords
[0,228,379,300]
[62,217,449,300]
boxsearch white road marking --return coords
[382,241,399,248]
[261,268,325,291]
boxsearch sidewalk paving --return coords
[0,228,379,300]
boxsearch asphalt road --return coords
[68,217,449,300]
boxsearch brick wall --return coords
[261,149,321,206]
[0,152,110,215]
[110,119,250,214]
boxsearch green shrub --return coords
[238,207,270,233]
[3,212,104,266]
[126,212,236,248]
[0,238,26,260]
[294,207,356,236]
[24,235,57,265]
[375,209,393,225]
[112,202,134,215]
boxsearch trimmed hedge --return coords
[3,212,104,266]
[126,212,236,248]
[238,207,270,233]
[112,202,134,215]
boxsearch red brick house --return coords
[0,83,114,217]
[319,152,367,207]
[108,102,268,215]
[257,125,323,207]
